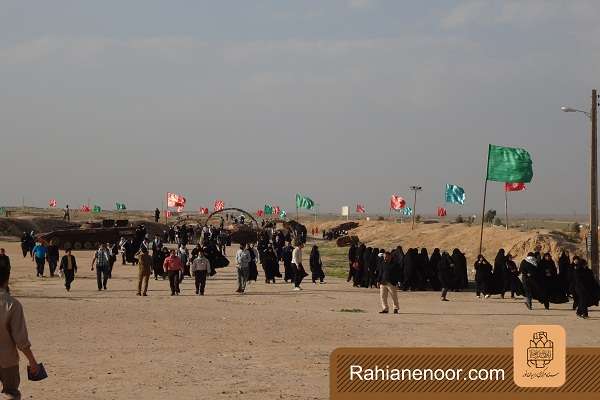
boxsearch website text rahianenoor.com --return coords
[350,365,506,382]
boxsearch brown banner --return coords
[330,347,600,400]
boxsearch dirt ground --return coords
[2,240,598,400]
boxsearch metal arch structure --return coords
[204,207,259,228]
[171,215,208,227]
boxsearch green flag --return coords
[295,194,315,210]
[116,202,127,210]
[264,204,273,215]
[93,205,102,213]
[279,209,287,219]
[445,184,466,205]
[486,144,533,183]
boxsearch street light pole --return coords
[590,89,598,278]
[562,90,599,278]
[409,186,422,230]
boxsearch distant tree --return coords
[415,215,422,223]
[484,210,497,224]
[377,216,385,221]
[493,217,503,226]
[455,214,464,223]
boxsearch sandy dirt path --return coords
[1,241,598,399]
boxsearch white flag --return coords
[341,206,349,216]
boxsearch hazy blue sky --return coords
[1,1,599,216]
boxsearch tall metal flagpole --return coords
[479,145,491,255]
[505,190,509,230]
[590,89,599,278]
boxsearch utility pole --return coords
[409,185,422,230]
[591,89,599,278]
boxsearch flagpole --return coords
[479,145,491,255]
[505,190,509,230]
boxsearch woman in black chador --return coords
[438,251,456,301]
[261,245,279,284]
[539,253,568,306]
[361,247,372,288]
[353,244,366,287]
[452,249,468,290]
[368,248,379,288]
[557,250,571,297]
[347,243,358,283]
[505,254,524,298]
[309,245,325,284]
[474,254,493,298]
[414,248,428,290]
[493,249,508,298]
[427,248,442,291]
[401,248,419,291]
[572,256,600,318]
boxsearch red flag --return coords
[437,207,447,217]
[176,206,184,213]
[256,210,264,217]
[390,194,406,210]
[199,207,209,215]
[80,204,91,212]
[504,182,526,192]
[166,210,173,218]
[48,199,57,208]
[273,206,281,215]
[214,200,225,211]
[356,204,366,213]
[167,192,186,207]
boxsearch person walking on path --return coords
[377,251,400,313]
[59,249,77,291]
[190,248,210,295]
[0,249,10,272]
[92,243,111,291]
[235,244,251,294]
[31,242,47,278]
[309,245,325,284]
[46,241,59,278]
[0,263,40,400]
[163,249,183,296]
[137,248,152,296]
[292,242,308,291]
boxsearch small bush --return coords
[415,215,422,223]
[493,217,503,226]
[484,210,497,224]
[455,215,464,223]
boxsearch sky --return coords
[1,0,599,216]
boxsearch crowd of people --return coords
[10,224,600,320]
[347,243,600,318]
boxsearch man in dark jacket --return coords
[377,251,399,314]
[46,242,60,277]
[59,248,77,291]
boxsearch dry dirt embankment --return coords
[315,220,583,261]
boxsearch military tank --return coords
[36,219,137,250]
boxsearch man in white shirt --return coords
[292,242,307,291]
[235,244,251,294]
[190,249,210,296]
